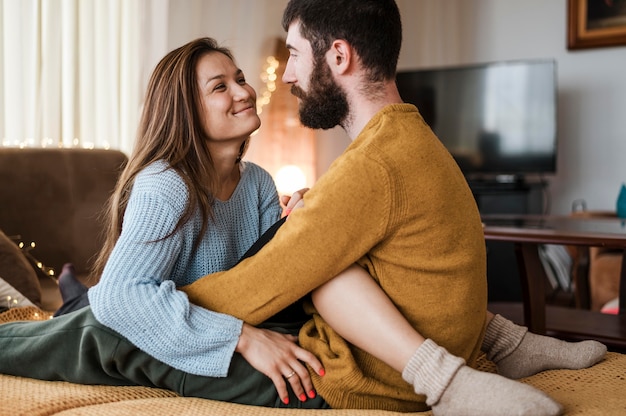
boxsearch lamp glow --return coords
[275,165,306,196]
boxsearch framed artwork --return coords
[568,0,626,50]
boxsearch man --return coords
[182,0,604,415]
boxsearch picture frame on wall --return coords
[568,0,626,50]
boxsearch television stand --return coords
[466,176,543,194]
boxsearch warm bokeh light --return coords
[275,165,307,196]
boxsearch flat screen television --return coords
[396,59,557,181]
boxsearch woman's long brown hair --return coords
[91,38,238,280]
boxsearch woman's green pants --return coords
[0,306,329,409]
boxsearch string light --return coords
[0,136,99,149]
[1,295,53,319]
[13,236,57,283]
[5,295,19,309]
[257,55,280,115]
[41,137,55,147]
[0,237,56,316]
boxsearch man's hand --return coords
[235,323,324,404]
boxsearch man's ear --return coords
[327,39,352,75]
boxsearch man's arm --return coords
[182,153,390,325]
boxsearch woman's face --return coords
[196,52,260,143]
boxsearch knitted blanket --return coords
[2,307,626,415]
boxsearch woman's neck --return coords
[207,136,247,200]
[211,144,243,201]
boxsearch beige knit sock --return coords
[402,339,562,416]
[483,314,607,379]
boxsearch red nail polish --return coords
[308,390,316,399]
[319,368,325,376]
[285,208,292,216]
[299,393,307,402]
[282,397,289,405]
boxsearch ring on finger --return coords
[284,371,296,379]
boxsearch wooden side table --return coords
[482,214,626,349]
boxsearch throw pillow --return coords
[0,229,42,307]
[0,276,36,312]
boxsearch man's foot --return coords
[496,332,607,379]
[403,338,562,416]
[483,314,607,379]
[433,366,563,416]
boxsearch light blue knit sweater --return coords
[88,160,281,377]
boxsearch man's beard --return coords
[290,57,349,130]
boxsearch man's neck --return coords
[343,81,403,140]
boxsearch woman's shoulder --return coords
[136,160,183,183]
[240,161,275,185]
[133,160,189,199]
[241,160,270,176]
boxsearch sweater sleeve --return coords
[182,149,392,325]
[88,169,243,377]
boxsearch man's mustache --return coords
[290,85,305,99]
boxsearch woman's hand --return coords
[235,323,324,404]
[280,188,309,216]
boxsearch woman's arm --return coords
[89,186,244,377]
[90,165,322,401]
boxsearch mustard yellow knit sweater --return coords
[183,104,487,412]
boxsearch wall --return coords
[167,0,289,97]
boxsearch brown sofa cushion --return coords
[0,229,41,307]
[0,148,128,277]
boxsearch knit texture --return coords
[482,313,527,362]
[404,339,562,415]
[88,160,281,377]
[183,104,488,411]
[431,366,562,416]
[0,305,53,323]
[3,348,626,415]
[484,315,607,380]
[401,339,465,406]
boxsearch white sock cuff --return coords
[402,338,465,406]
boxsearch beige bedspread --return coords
[2,307,625,415]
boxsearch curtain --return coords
[0,0,155,154]
[0,0,286,157]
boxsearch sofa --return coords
[0,147,129,311]
[1,148,626,415]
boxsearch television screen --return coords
[396,59,557,179]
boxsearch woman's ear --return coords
[327,39,352,75]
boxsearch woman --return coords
[0,37,325,408]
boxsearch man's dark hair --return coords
[282,0,402,82]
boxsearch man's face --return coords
[284,22,349,130]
